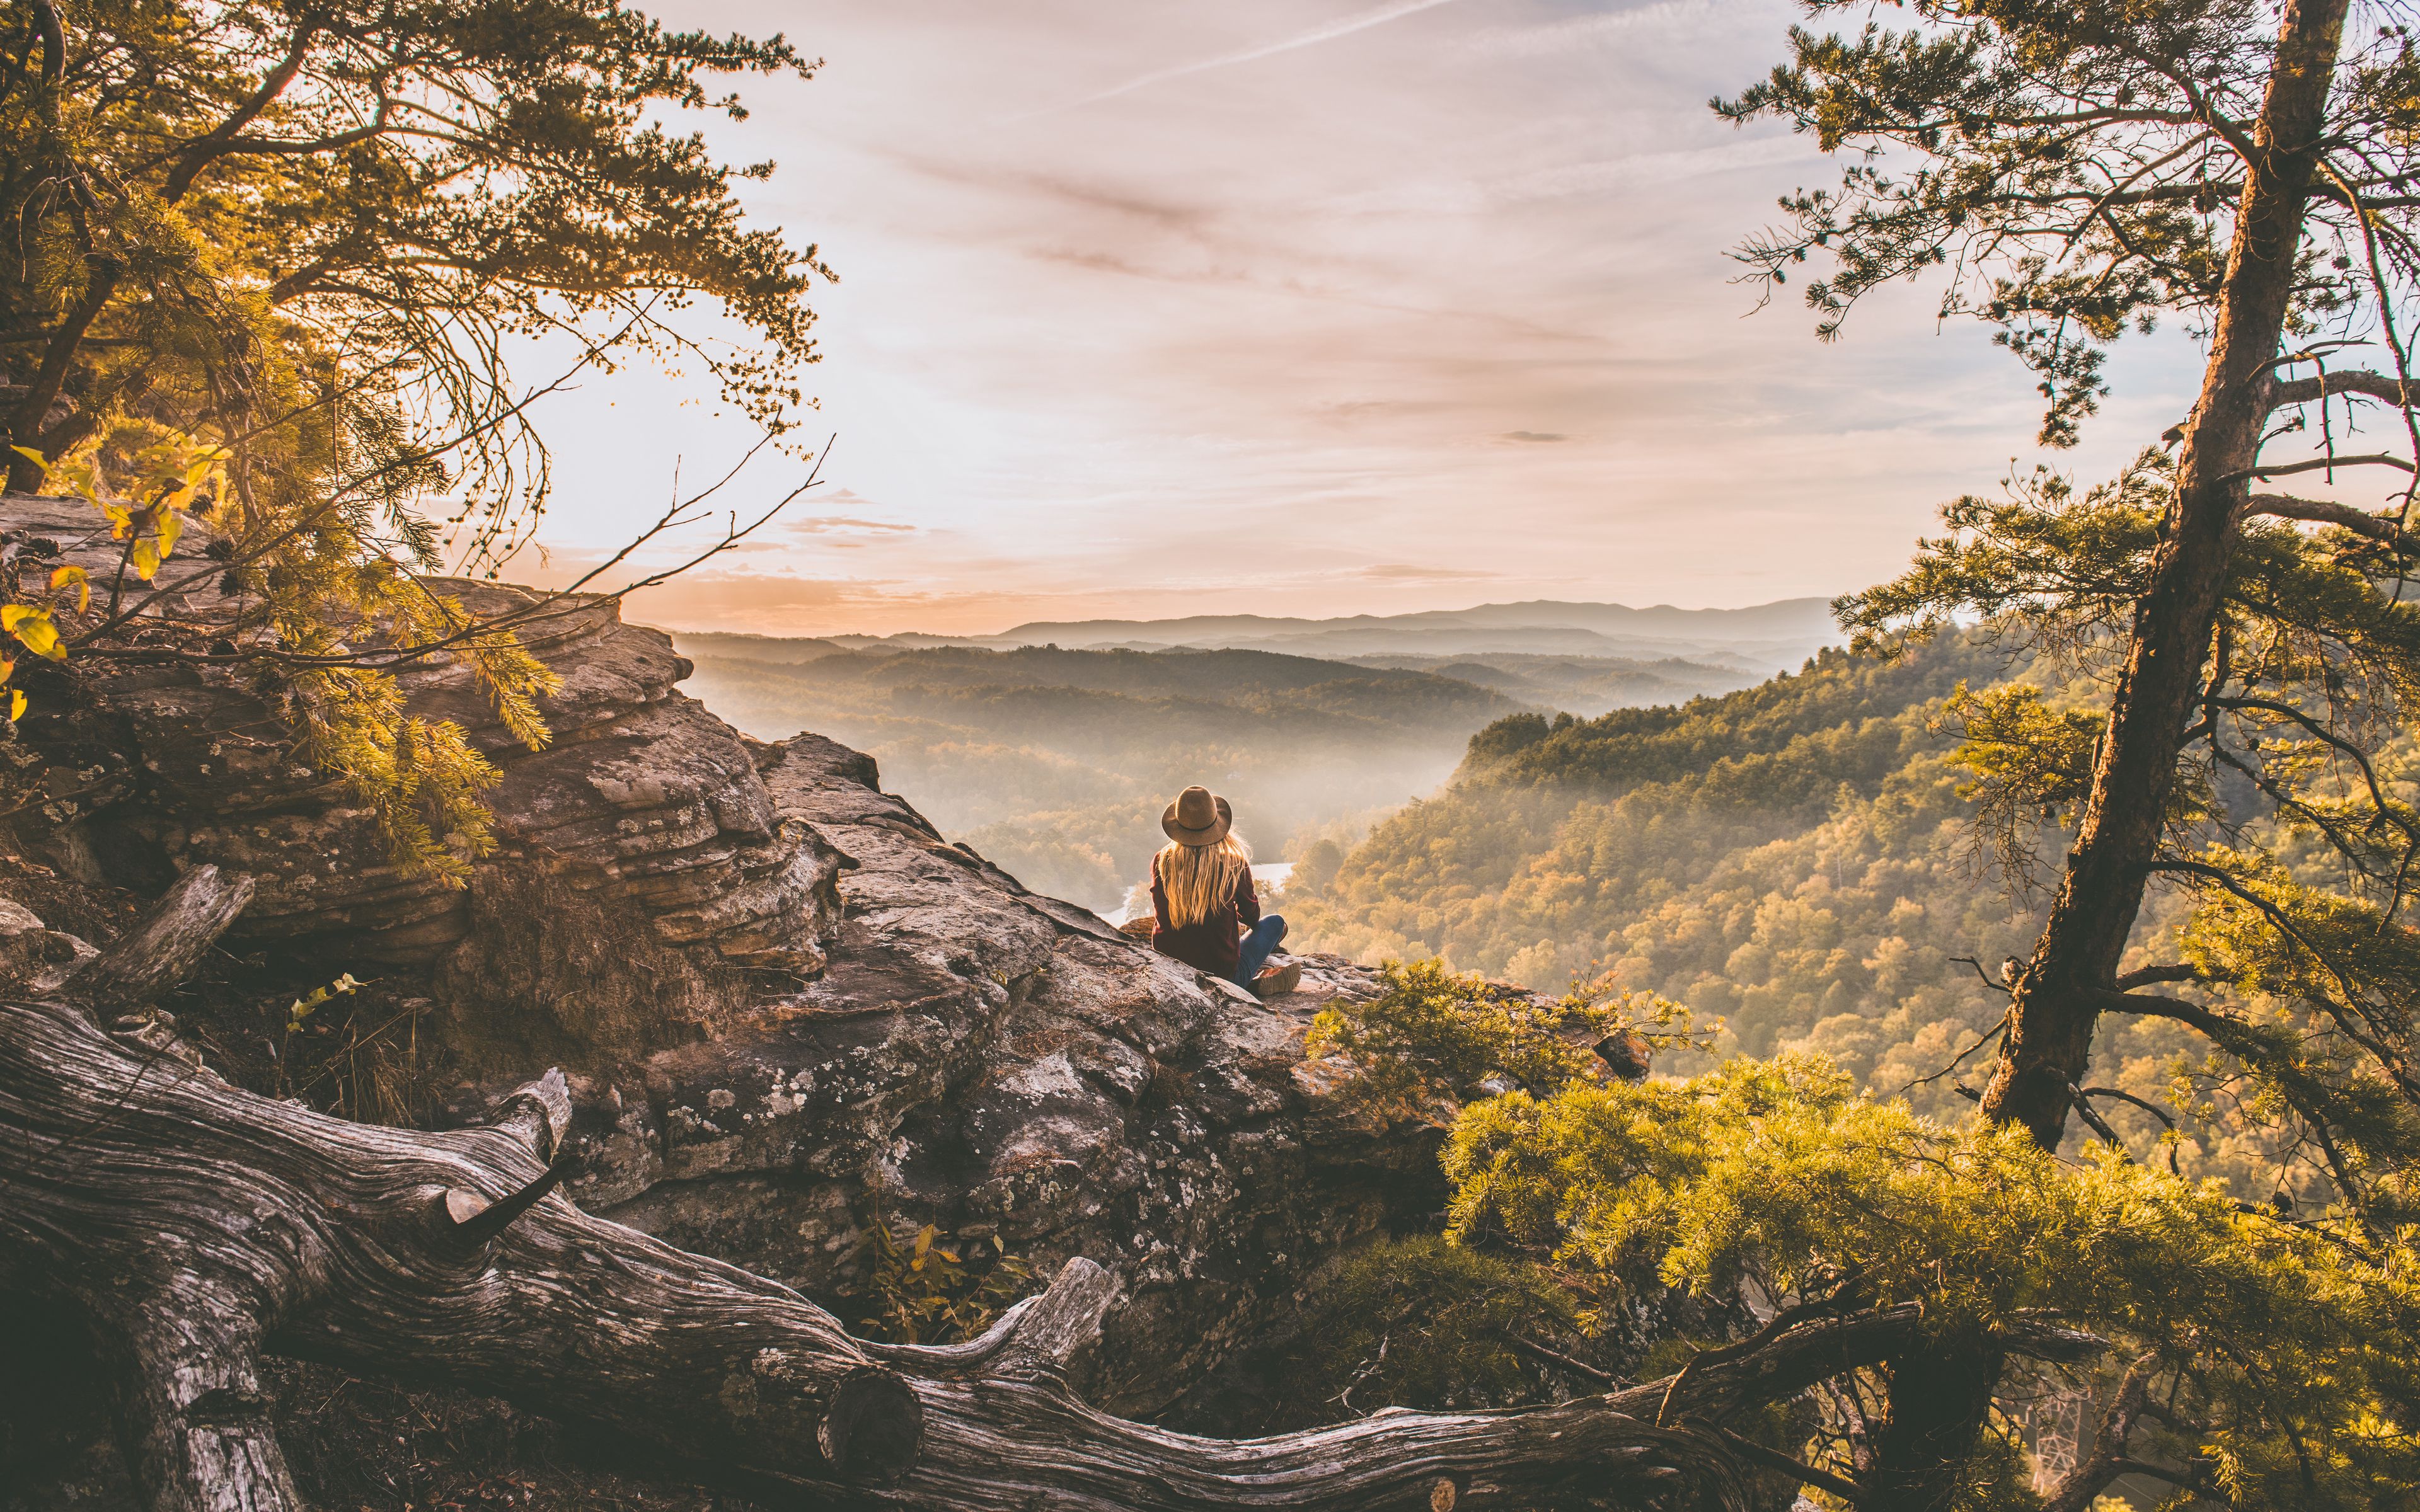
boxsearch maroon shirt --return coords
[1150,857,1259,979]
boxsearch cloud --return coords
[1353,562,1504,583]
[1039,0,1468,115]
[781,515,918,536]
[1498,132,1813,202]
[525,0,2187,633]
[1475,0,1720,59]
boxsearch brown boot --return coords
[1252,961,1301,999]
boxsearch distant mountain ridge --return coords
[766,596,1843,672]
[997,597,1838,643]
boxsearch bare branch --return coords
[161,17,323,202]
[2245,493,2412,543]
[2111,1456,2238,1507]
[1710,1426,1864,1504]
[2225,452,2415,482]
[2113,964,2208,991]
[2267,368,2420,409]
[1499,1331,1621,1387]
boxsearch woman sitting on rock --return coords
[1150,785,1300,998]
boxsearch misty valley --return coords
[671,598,1823,915]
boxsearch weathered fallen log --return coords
[60,863,254,1014]
[0,877,2096,1512]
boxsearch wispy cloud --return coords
[1039,0,1466,115]
[782,515,919,536]
[1501,430,1567,444]
[1354,562,1504,583]
[1475,0,1720,59]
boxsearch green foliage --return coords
[2,0,826,530]
[1307,959,1586,1114]
[1305,958,1700,1121]
[1453,639,1993,794]
[850,1215,1033,1348]
[1440,1055,2420,1511]
[1270,1235,1589,1418]
[1836,453,2171,660]
[1826,423,2420,1222]
[1295,963,2420,1506]
[1443,1057,1855,1278]
[1944,682,2100,825]
[1940,677,2218,891]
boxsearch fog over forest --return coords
[670,597,1826,912]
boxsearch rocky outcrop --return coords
[6,494,848,1063]
[0,491,1573,1424]
[553,730,1449,1418]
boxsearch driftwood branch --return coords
[62,864,253,1014]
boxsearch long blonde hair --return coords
[1156,833,1252,928]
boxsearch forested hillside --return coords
[676,641,1518,909]
[1334,651,1758,717]
[1289,639,2222,1148]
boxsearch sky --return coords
[512,0,2233,637]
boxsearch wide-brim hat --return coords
[1161,785,1233,846]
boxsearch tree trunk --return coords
[1862,1338,2005,1512]
[1981,0,2353,1147]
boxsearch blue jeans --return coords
[1234,914,1287,985]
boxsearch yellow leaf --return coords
[49,565,88,613]
[9,445,43,466]
[131,538,161,581]
[156,509,183,557]
[2,606,64,660]
[7,690,21,721]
